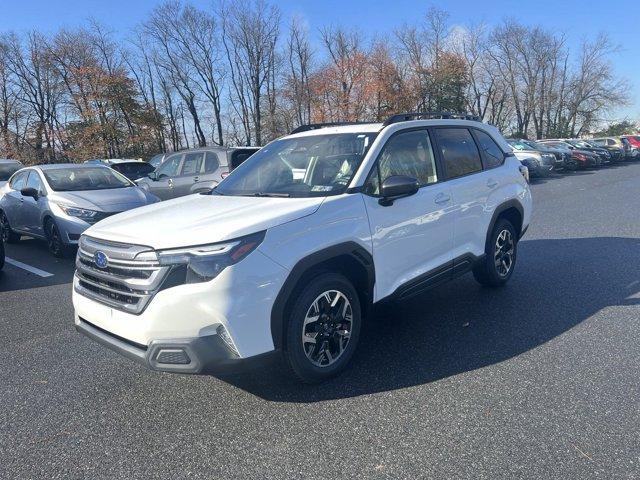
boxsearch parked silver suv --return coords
[136,147,259,200]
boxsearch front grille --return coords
[87,211,121,225]
[74,236,171,314]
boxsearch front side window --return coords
[434,128,483,179]
[475,130,504,169]
[42,167,133,192]
[215,133,377,197]
[156,154,182,178]
[25,171,43,192]
[365,129,437,195]
[10,171,28,190]
[181,152,204,175]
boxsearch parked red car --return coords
[621,135,640,148]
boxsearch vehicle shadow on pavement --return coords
[218,236,640,402]
[0,239,76,293]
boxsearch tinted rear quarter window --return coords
[434,128,483,179]
[474,130,504,169]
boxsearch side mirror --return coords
[147,172,158,181]
[21,187,39,200]
[379,175,419,206]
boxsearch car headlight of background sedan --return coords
[56,204,99,220]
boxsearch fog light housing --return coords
[156,348,191,365]
[217,325,239,356]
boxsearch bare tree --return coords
[221,0,281,145]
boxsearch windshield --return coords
[112,163,154,180]
[43,167,134,192]
[214,132,377,197]
[523,140,544,150]
[0,162,22,181]
[573,141,593,148]
[507,140,530,151]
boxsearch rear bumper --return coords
[75,316,279,374]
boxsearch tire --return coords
[284,272,362,383]
[45,218,67,258]
[473,218,518,287]
[0,211,20,243]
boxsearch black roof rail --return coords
[290,122,374,134]
[382,112,482,126]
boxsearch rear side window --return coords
[434,128,483,179]
[10,171,28,190]
[474,130,504,169]
[202,152,220,173]
[181,152,204,175]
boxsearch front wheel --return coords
[45,219,67,258]
[284,273,362,383]
[473,219,518,287]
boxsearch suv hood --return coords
[85,193,325,249]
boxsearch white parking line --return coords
[5,257,54,278]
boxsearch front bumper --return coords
[72,246,289,372]
[56,215,91,245]
[75,316,278,374]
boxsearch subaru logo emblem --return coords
[94,251,109,269]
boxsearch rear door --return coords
[173,151,205,197]
[432,127,490,260]
[2,170,29,231]
[195,151,223,192]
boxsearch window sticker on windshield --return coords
[311,185,333,192]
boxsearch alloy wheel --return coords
[302,290,353,367]
[494,229,515,277]
[47,222,62,256]
[0,214,10,243]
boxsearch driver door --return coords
[361,128,455,301]
[150,153,183,200]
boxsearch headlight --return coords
[157,231,266,284]
[57,204,98,220]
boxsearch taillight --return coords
[574,152,587,161]
[221,171,230,179]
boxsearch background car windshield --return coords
[43,167,133,191]
[0,163,21,181]
[215,133,377,197]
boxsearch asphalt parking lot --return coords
[2,162,640,479]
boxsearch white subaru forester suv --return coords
[73,113,532,383]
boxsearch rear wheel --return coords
[45,218,66,258]
[473,218,517,287]
[0,211,20,243]
[284,272,361,383]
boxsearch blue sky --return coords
[1,0,638,120]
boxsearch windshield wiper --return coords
[251,192,291,198]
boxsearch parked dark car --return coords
[538,140,601,168]
[563,140,612,164]
[109,161,155,181]
[0,159,24,188]
[0,220,4,271]
[520,139,570,171]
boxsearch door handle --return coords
[487,179,498,188]
[434,193,451,205]
[168,179,174,187]
[193,176,199,182]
